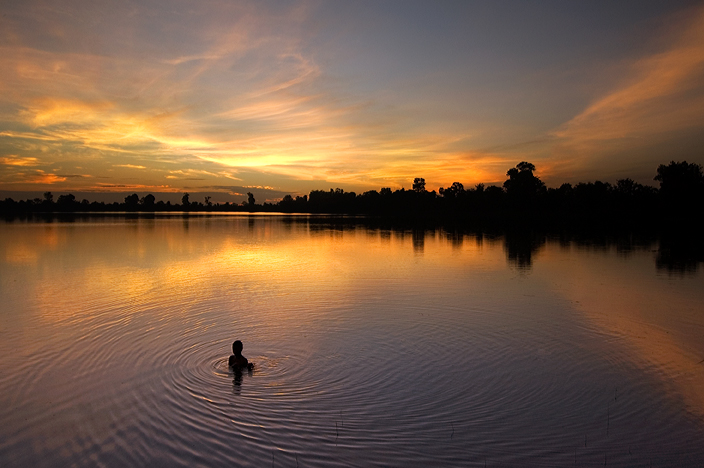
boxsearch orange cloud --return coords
[93,183,176,192]
[0,155,39,166]
[553,5,704,149]
[21,98,115,128]
[23,170,67,184]
[1,7,491,193]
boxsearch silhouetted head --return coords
[232,340,243,355]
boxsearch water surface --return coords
[1,216,703,467]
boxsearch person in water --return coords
[229,340,253,370]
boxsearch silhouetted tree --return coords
[503,162,545,199]
[440,181,464,198]
[57,194,76,205]
[140,194,156,207]
[247,192,255,206]
[308,188,357,213]
[204,196,212,207]
[181,193,190,206]
[413,178,426,192]
[43,192,53,204]
[615,178,641,196]
[124,193,139,206]
[654,161,704,201]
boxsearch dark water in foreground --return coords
[1,216,703,467]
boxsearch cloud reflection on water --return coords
[537,242,704,419]
[2,216,703,424]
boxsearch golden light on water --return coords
[3,219,703,425]
[2,218,704,466]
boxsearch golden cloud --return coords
[22,98,115,128]
[23,170,67,184]
[0,155,39,166]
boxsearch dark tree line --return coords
[281,160,703,228]
[0,190,263,214]
[2,160,703,227]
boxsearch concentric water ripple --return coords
[1,217,703,467]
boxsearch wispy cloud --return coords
[2,1,703,194]
[16,170,66,185]
[166,168,241,181]
[114,164,147,169]
[94,183,176,192]
[547,5,704,179]
[0,155,39,166]
[0,1,533,192]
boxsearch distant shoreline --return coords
[2,161,702,230]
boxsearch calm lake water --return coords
[1,215,703,467]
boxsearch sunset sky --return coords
[2,0,704,202]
